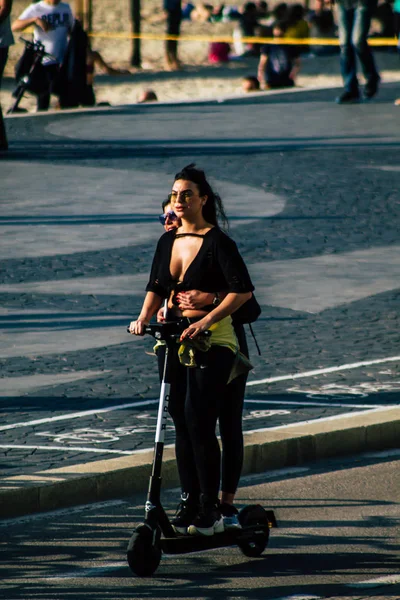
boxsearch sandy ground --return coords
[1,0,400,112]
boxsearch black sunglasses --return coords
[159,210,178,225]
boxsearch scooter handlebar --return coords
[19,37,57,60]
[127,321,211,340]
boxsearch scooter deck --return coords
[160,518,275,555]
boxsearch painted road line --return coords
[0,399,159,432]
[2,407,396,457]
[244,405,400,435]
[0,444,135,455]
[0,395,387,434]
[247,355,400,386]
[245,398,382,409]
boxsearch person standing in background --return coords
[164,0,182,70]
[12,0,74,111]
[0,0,14,151]
[335,0,380,103]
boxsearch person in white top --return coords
[0,0,14,150]
[12,0,73,110]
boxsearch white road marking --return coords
[243,405,400,435]
[245,398,381,409]
[247,355,400,386]
[0,380,392,435]
[0,399,159,432]
[0,444,135,454]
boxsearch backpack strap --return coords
[248,323,261,356]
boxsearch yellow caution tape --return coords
[16,28,398,47]
[88,31,399,46]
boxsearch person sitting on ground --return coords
[242,74,260,92]
[221,4,241,21]
[285,4,309,54]
[256,0,269,18]
[373,0,395,39]
[137,88,158,103]
[191,3,213,21]
[307,0,338,56]
[209,3,226,22]
[181,1,195,19]
[264,2,288,27]
[257,20,301,89]
[233,1,260,56]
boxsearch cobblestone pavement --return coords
[1,84,400,485]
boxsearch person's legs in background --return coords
[36,64,60,111]
[165,8,182,70]
[336,4,360,101]
[352,1,380,98]
[0,47,9,150]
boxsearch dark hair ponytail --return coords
[173,163,228,229]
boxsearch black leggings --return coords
[160,344,235,500]
[157,324,248,498]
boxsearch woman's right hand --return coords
[128,318,149,336]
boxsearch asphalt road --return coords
[1,449,399,600]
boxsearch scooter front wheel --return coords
[127,524,162,577]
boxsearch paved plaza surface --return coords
[0,84,400,503]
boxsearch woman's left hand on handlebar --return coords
[180,317,210,341]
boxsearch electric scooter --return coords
[126,320,277,577]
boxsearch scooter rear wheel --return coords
[127,525,162,577]
[237,504,270,558]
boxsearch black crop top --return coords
[145,227,254,299]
